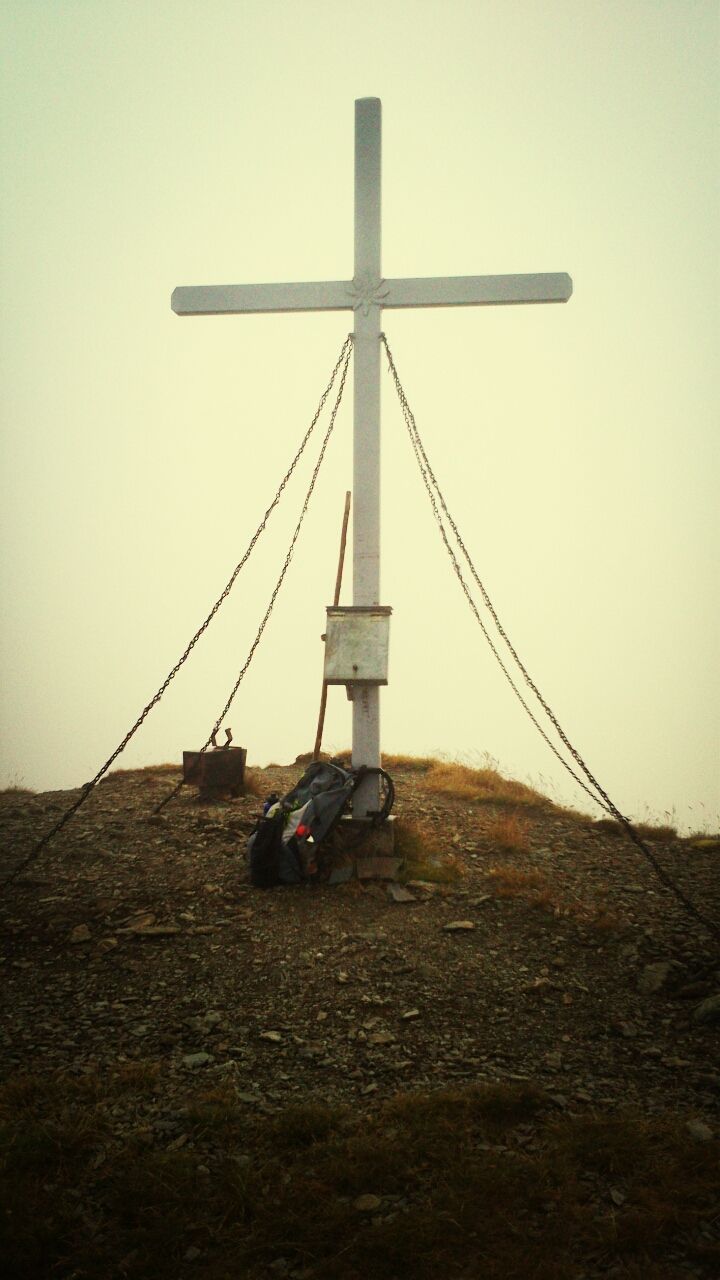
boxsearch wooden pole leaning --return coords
[313,490,352,760]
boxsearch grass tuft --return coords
[242,768,264,797]
[486,811,531,853]
[381,753,435,772]
[268,1101,347,1150]
[488,865,621,930]
[394,819,465,884]
[423,760,554,810]
[100,763,181,784]
[593,817,678,842]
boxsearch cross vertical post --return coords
[352,97,382,816]
[170,97,572,818]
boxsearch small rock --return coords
[354,1194,382,1212]
[693,993,720,1024]
[368,1031,396,1046]
[609,1187,626,1206]
[69,924,92,944]
[638,961,674,994]
[184,1246,202,1262]
[686,1119,713,1143]
[134,925,181,937]
[524,976,552,994]
[443,920,476,933]
[400,1009,420,1021]
[259,1030,284,1043]
[387,883,417,903]
[167,1133,188,1151]
[182,1052,213,1069]
[122,911,156,928]
[407,880,436,894]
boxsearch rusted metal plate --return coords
[182,747,247,797]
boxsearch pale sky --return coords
[1,0,718,832]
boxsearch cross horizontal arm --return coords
[384,272,572,309]
[171,280,353,316]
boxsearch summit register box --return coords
[323,606,391,686]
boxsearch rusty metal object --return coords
[182,746,247,800]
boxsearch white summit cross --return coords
[172,97,572,817]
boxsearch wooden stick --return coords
[313,491,351,760]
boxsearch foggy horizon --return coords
[1,0,718,834]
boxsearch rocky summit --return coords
[1,758,719,1278]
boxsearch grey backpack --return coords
[247,760,393,887]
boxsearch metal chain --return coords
[382,333,719,942]
[154,337,354,814]
[382,335,610,815]
[4,336,354,885]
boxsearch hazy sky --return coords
[1,0,718,832]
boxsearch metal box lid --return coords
[323,606,391,685]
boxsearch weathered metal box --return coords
[182,747,247,798]
[323,605,391,685]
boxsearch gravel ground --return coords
[1,760,719,1122]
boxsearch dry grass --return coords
[686,834,720,850]
[381,753,436,773]
[489,864,554,905]
[1,1070,717,1280]
[422,760,555,810]
[241,769,264,797]
[393,818,466,884]
[593,817,678,842]
[488,865,621,930]
[100,763,181,784]
[486,811,531,853]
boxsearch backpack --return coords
[246,808,287,889]
[247,760,393,888]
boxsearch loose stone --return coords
[182,1052,213,1069]
[685,1119,713,1142]
[354,1194,382,1212]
